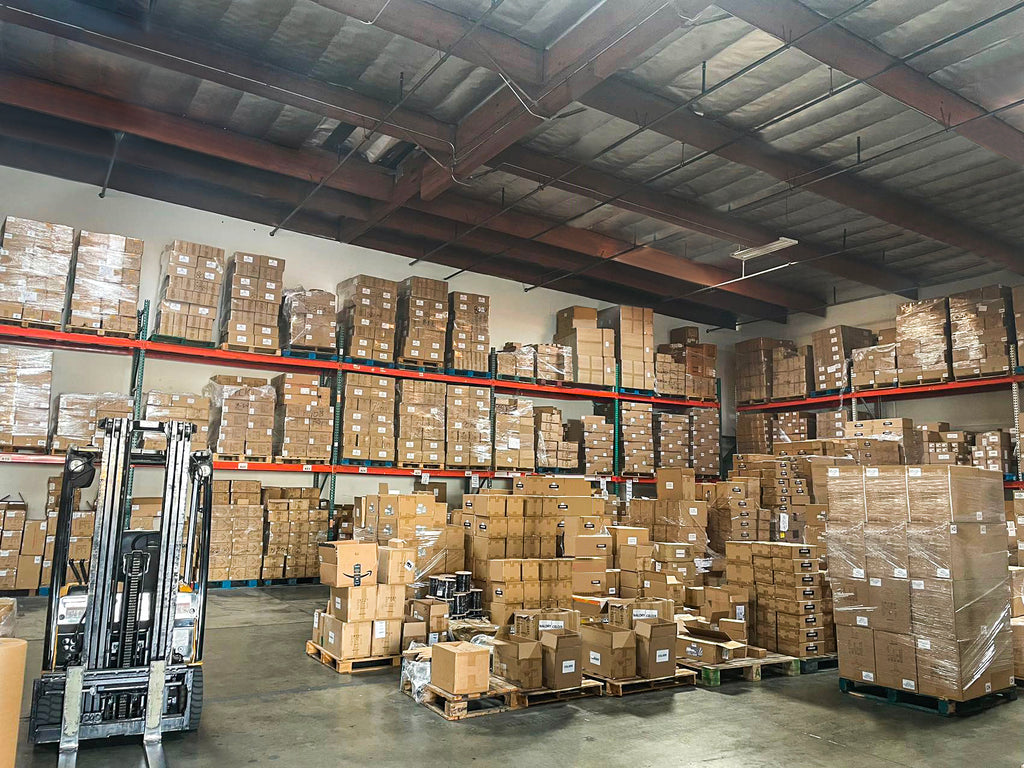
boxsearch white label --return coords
[562,660,576,674]
[404,560,415,572]
[633,609,658,619]
[589,651,601,666]
[852,568,865,578]
[665,481,674,489]
[675,549,686,558]
[950,524,958,534]
[862,671,874,682]
[902,679,916,691]
[735,605,746,622]
[428,632,440,644]
[827,468,840,477]
[911,580,925,590]
[980,524,987,533]
[937,568,950,578]
[313,615,320,629]
[908,468,922,476]
[779,512,789,532]
[865,467,879,477]
[627,536,638,545]
[656,649,670,663]
[374,620,386,639]
[869,577,882,587]
[917,638,931,650]
[893,568,908,579]
[539,620,564,631]
[689,507,699,517]
[856,616,869,626]
[327,631,336,644]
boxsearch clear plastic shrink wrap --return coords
[396,380,446,467]
[203,375,276,459]
[282,288,337,351]
[0,346,53,451]
[896,298,951,385]
[68,231,142,335]
[0,216,74,326]
[445,384,491,470]
[50,393,133,451]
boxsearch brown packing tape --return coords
[0,637,27,768]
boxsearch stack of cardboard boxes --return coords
[315,539,412,660]
[896,298,951,385]
[948,286,1012,380]
[816,411,847,440]
[337,275,398,364]
[445,384,491,470]
[139,391,211,451]
[828,465,1013,700]
[493,396,535,471]
[691,409,720,476]
[707,473,767,554]
[396,380,446,468]
[39,474,90,587]
[973,429,1014,474]
[0,346,52,452]
[262,486,328,580]
[446,291,490,373]
[851,343,899,390]
[67,230,142,336]
[50,393,133,452]
[271,373,333,463]
[554,306,615,387]
[282,288,337,352]
[153,240,224,343]
[533,406,578,471]
[771,346,812,400]
[219,252,284,352]
[397,276,448,367]
[209,479,263,581]
[482,558,573,625]
[655,412,690,468]
[654,349,687,397]
[735,338,791,403]
[812,325,874,393]
[842,417,922,464]
[736,412,773,454]
[599,305,654,391]
[205,375,276,460]
[772,411,815,444]
[657,327,717,400]
[566,415,614,475]
[339,373,395,463]
[531,343,574,382]
[127,496,161,529]
[614,401,654,476]
[919,425,973,465]
[0,496,46,591]
[494,342,535,379]
[0,216,74,327]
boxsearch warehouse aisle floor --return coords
[12,586,1024,768]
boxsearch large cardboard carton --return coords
[837,625,875,683]
[677,621,747,664]
[635,618,677,679]
[492,634,543,689]
[873,631,918,692]
[540,629,583,689]
[329,585,376,622]
[321,615,372,659]
[430,641,491,695]
[581,624,636,680]
[319,541,378,587]
[371,618,403,656]
[377,539,416,584]
[375,583,406,620]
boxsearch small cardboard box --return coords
[370,618,403,656]
[329,585,376,622]
[319,541,378,587]
[377,539,416,584]
[321,615,372,660]
[492,633,543,689]
[581,624,637,680]
[634,618,677,679]
[677,620,747,664]
[401,618,427,650]
[430,641,491,695]
[540,629,583,689]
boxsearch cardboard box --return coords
[318,541,378,587]
[321,615,372,659]
[492,634,543,689]
[377,539,416,584]
[581,624,636,680]
[430,641,491,695]
[541,629,583,689]
[371,618,403,656]
[677,621,747,664]
[329,585,376,622]
[873,630,918,692]
[837,624,876,683]
[635,618,677,679]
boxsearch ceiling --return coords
[0,0,1022,329]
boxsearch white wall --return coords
[0,166,723,516]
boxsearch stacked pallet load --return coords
[337,275,398,364]
[948,286,1012,380]
[534,407,579,471]
[482,559,573,626]
[205,375,275,461]
[918,423,973,465]
[707,470,768,553]
[50,393,133,452]
[0,346,52,452]
[493,342,535,379]
[446,291,490,373]
[654,347,686,397]
[530,343,573,382]
[0,495,46,591]
[815,410,847,439]
[691,409,720,476]
[736,412,772,454]
[828,465,1013,702]
[139,391,211,451]
[338,373,396,463]
[219,252,284,353]
[607,401,653,476]
[445,384,491,471]
[566,415,614,475]
[493,396,535,471]
[599,305,654,391]
[208,479,263,582]
[281,288,337,354]
[772,411,814,445]
[851,342,898,391]
[735,338,792,403]
[812,325,874,394]
[771,346,812,401]
[153,240,225,343]
[263,486,327,580]
[655,412,690,468]
[271,373,333,464]
[396,380,446,468]
[842,417,922,464]
[397,276,448,367]
[0,216,74,328]
[973,429,1014,475]
[554,306,615,387]
[668,326,718,401]
[67,230,142,336]
[896,298,951,385]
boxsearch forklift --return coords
[29,417,213,767]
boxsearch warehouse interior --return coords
[1,1,1023,766]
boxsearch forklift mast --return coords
[30,417,213,767]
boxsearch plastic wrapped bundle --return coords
[493,396,534,470]
[50,392,133,451]
[337,275,398,363]
[736,412,772,454]
[530,343,573,382]
[339,373,395,463]
[851,343,898,390]
[0,216,74,326]
[948,285,1012,380]
[771,346,812,400]
[446,291,489,373]
[495,342,535,378]
[219,252,285,352]
[534,406,562,469]
[0,345,53,451]
[445,384,491,469]
[282,288,337,352]
[734,337,792,403]
[154,240,225,343]
[140,391,211,451]
[271,373,333,463]
[396,380,446,467]
[896,297,951,385]
[68,230,143,336]
[203,375,276,459]
[397,276,448,366]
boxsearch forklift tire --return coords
[29,680,64,737]
[184,666,203,731]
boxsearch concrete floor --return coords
[10,586,1024,768]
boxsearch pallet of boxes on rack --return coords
[534,406,579,473]
[812,325,874,394]
[0,216,74,329]
[447,291,490,374]
[263,486,328,581]
[272,373,333,464]
[735,338,791,404]
[204,375,275,462]
[897,299,951,386]
[140,392,211,452]
[67,230,142,337]
[654,326,717,401]
[599,305,654,393]
[597,401,653,477]
[949,286,1013,380]
[50,393,133,453]
[153,241,224,344]
[493,343,536,381]
[445,384,491,471]
[554,306,615,388]
[396,380,446,469]
[338,373,396,465]
[691,409,720,478]
[851,331,899,392]
[219,252,285,354]
[771,345,812,402]
[209,480,263,584]
[281,288,337,358]
[397,277,448,368]
[338,275,398,364]
[493,396,535,472]
[566,415,614,475]
[828,465,1015,712]
[0,346,53,453]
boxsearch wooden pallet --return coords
[211,453,271,463]
[852,382,899,392]
[282,345,338,360]
[396,359,445,370]
[67,325,137,339]
[0,317,61,330]
[585,668,697,696]
[305,641,401,674]
[798,653,839,674]
[0,444,53,455]
[507,679,604,708]
[403,676,518,720]
[898,375,952,387]
[678,652,800,686]
[952,371,1011,381]
[220,342,281,356]
[397,462,444,470]
[273,456,331,465]
[839,677,1018,716]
